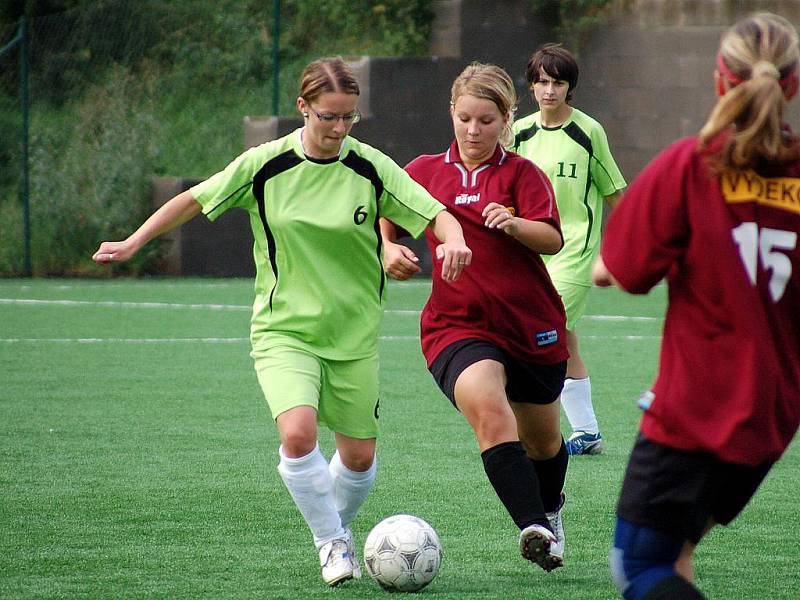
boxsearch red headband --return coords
[716,52,797,89]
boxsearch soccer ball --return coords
[363,514,443,592]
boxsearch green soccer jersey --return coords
[191,128,444,359]
[512,108,626,285]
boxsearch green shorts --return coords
[252,345,380,439]
[551,279,590,331]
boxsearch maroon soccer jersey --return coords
[602,136,800,465]
[406,141,568,368]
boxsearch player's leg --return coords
[455,360,555,570]
[555,280,602,455]
[328,435,374,581]
[508,359,568,568]
[610,436,716,599]
[433,340,557,570]
[610,517,705,600]
[320,353,381,581]
[254,346,349,586]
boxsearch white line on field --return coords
[0,335,658,344]
[0,337,249,344]
[1,298,660,322]
[584,315,660,322]
[0,298,251,311]
[583,335,660,340]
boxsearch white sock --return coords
[560,377,599,434]
[329,450,377,528]
[277,444,345,548]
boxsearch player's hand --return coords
[92,240,136,264]
[592,255,614,287]
[435,238,471,282]
[383,240,422,280]
[482,203,518,236]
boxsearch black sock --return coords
[530,438,568,513]
[643,575,706,600]
[481,441,547,530]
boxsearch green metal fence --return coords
[0,2,285,276]
[0,0,433,276]
[1,18,30,276]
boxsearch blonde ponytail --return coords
[698,13,800,170]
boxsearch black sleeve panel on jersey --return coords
[204,181,252,220]
[513,123,539,151]
[564,120,620,192]
[252,149,304,312]
[340,151,387,299]
[562,122,593,156]
[562,122,596,255]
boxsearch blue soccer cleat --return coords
[565,431,604,456]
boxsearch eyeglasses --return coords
[307,105,361,125]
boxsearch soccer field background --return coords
[1,278,797,599]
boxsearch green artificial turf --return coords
[1,278,796,599]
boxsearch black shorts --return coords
[429,338,566,409]
[617,435,773,544]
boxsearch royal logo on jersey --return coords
[455,192,480,206]
[721,170,800,215]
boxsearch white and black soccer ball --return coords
[363,514,443,593]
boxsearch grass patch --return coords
[1,278,797,598]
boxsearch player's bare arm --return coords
[92,190,202,263]
[482,202,562,254]
[379,217,421,281]
[429,210,471,282]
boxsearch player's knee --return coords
[468,401,513,442]
[609,518,684,600]
[338,447,375,472]
[279,429,318,457]
[520,432,562,459]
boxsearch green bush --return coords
[27,67,161,275]
[0,194,24,276]
[0,0,435,276]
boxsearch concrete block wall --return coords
[577,25,722,179]
[578,0,800,179]
[151,177,255,277]
[165,0,800,276]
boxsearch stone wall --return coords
[164,0,800,276]
[578,0,800,178]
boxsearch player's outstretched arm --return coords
[92,190,202,263]
[380,217,421,281]
[429,210,471,282]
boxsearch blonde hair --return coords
[451,62,517,147]
[299,57,360,102]
[699,12,800,170]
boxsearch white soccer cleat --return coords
[345,528,362,579]
[519,523,559,572]
[546,493,566,567]
[319,537,354,586]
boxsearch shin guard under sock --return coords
[481,441,547,529]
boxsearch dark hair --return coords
[525,43,579,102]
[299,57,360,102]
